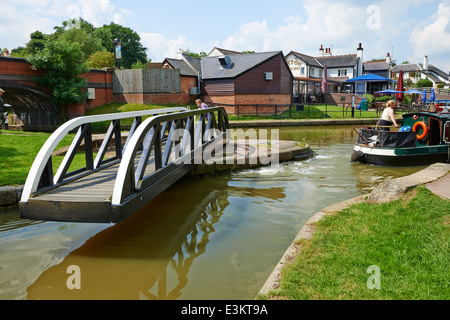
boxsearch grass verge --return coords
[229,104,378,121]
[0,130,88,186]
[262,186,449,300]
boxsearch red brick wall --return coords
[0,57,115,118]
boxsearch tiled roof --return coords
[200,51,282,79]
[363,61,389,71]
[287,51,358,68]
[391,63,421,73]
[207,47,243,57]
[316,54,358,68]
[288,51,322,67]
[164,57,199,77]
[392,63,449,81]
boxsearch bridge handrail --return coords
[21,107,189,202]
[111,107,229,205]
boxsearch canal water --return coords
[0,126,425,300]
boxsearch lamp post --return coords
[113,38,122,69]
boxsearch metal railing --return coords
[111,107,229,205]
[213,103,378,119]
[21,107,189,202]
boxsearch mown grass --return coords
[229,104,379,121]
[0,130,89,186]
[84,102,194,133]
[262,186,449,300]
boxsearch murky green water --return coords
[0,126,425,300]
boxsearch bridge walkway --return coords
[19,107,229,223]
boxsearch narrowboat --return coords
[351,111,450,166]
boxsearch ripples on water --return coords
[0,126,426,300]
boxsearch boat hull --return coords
[352,145,449,166]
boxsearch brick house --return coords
[164,48,293,115]
[286,44,364,103]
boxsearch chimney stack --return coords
[356,43,363,77]
[423,55,429,71]
[176,48,184,60]
[357,43,363,60]
[386,52,391,64]
[319,45,324,57]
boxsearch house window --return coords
[301,67,305,75]
[319,70,323,78]
[309,68,314,77]
[265,72,273,80]
[338,69,347,77]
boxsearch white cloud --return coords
[409,2,450,71]
[219,0,364,56]
[78,0,121,26]
[141,33,188,62]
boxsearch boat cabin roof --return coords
[402,111,450,120]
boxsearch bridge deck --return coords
[33,154,156,203]
[21,153,162,223]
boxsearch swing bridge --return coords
[19,107,229,223]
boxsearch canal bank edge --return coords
[228,118,396,128]
[258,162,450,297]
[0,140,314,209]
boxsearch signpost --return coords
[113,39,122,69]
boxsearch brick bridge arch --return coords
[0,80,61,130]
[0,56,114,131]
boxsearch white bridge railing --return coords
[111,107,229,205]
[20,107,189,202]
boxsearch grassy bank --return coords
[0,130,87,186]
[262,186,449,300]
[229,104,378,121]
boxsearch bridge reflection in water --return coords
[26,174,285,300]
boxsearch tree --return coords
[416,78,433,88]
[58,28,104,60]
[88,51,115,69]
[52,19,105,60]
[28,40,89,107]
[27,31,46,54]
[95,22,147,69]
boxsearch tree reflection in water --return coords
[27,175,285,300]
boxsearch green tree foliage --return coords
[416,78,433,88]
[26,31,47,55]
[88,51,115,69]
[28,40,89,106]
[184,49,206,58]
[96,22,148,69]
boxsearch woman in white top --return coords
[377,100,399,131]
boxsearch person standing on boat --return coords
[377,100,399,131]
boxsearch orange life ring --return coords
[412,121,428,140]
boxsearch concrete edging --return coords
[258,162,450,297]
[0,185,23,208]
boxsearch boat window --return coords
[429,118,441,145]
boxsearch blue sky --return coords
[1,0,450,71]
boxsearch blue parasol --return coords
[375,89,403,94]
[422,90,427,103]
[404,89,424,94]
[430,89,435,101]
